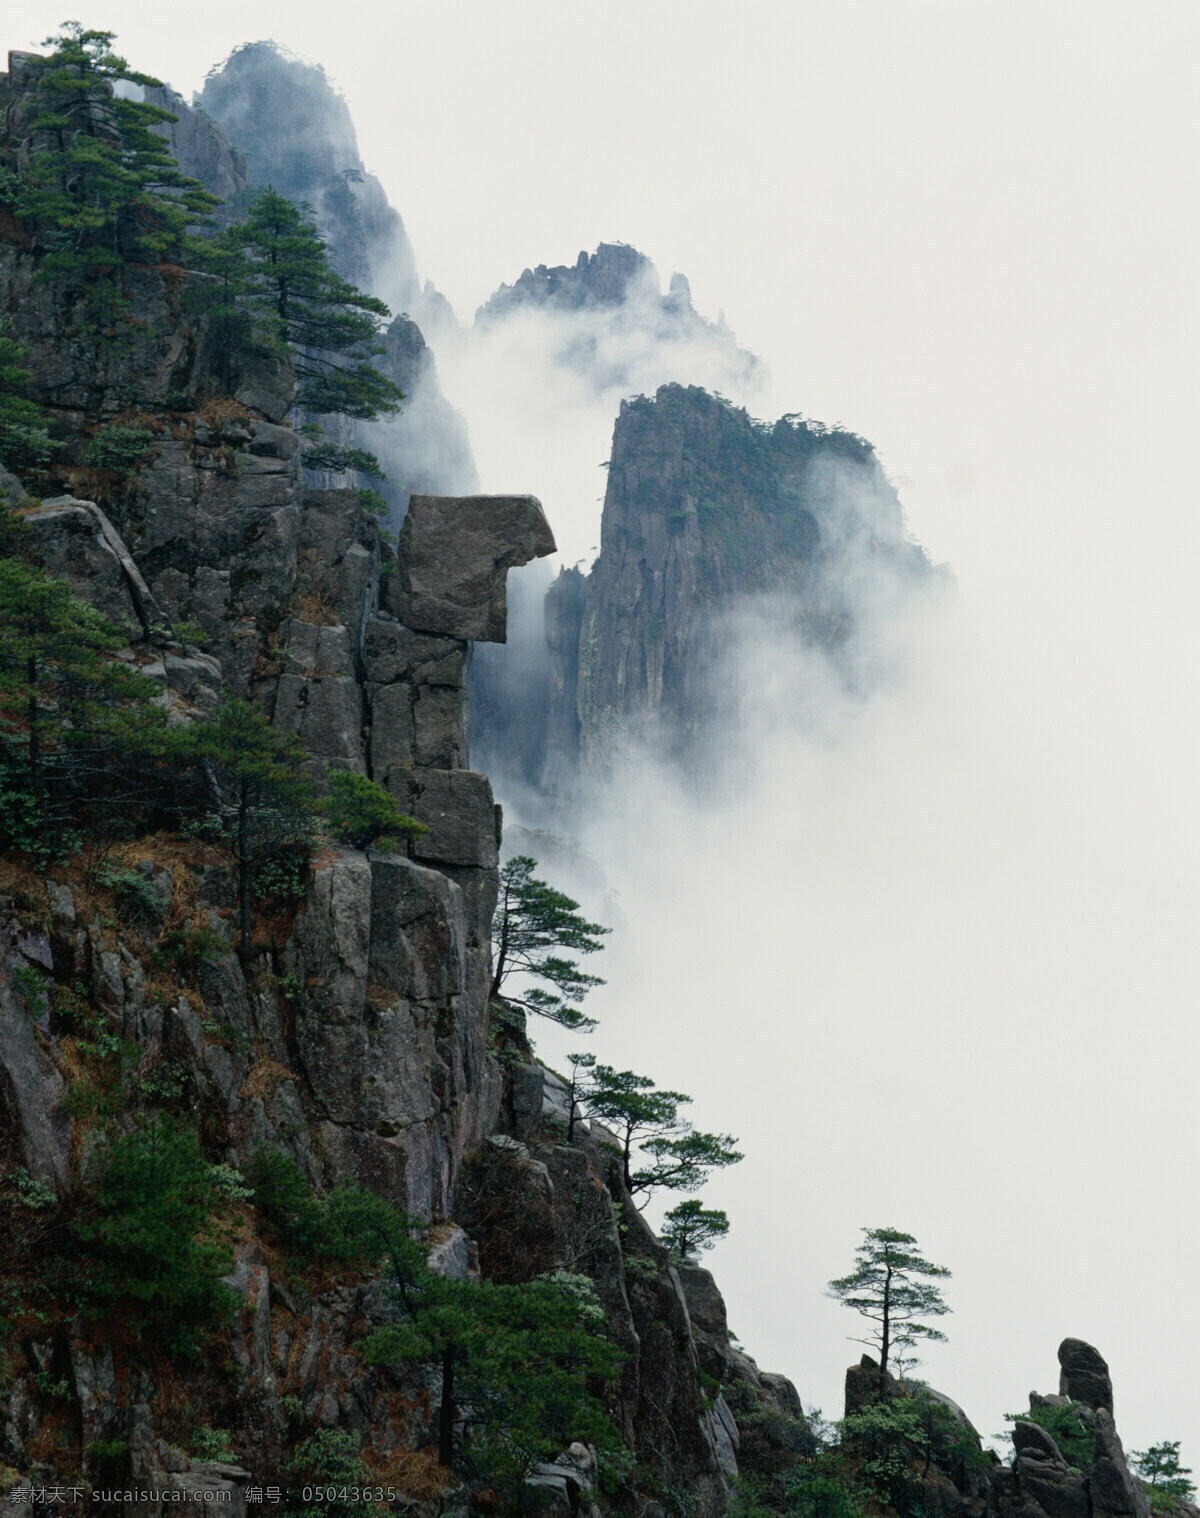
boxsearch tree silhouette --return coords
[828,1227,951,1379]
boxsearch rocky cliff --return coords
[571,383,931,776]
[825,1339,1197,1518]
[0,43,806,1517]
[472,382,933,801]
[0,37,1188,1518]
[193,42,478,504]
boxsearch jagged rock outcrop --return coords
[194,42,478,505]
[21,495,170,636]
[391,493,555,642]
[537,383,933,784]
[1059,1337,1115,1413]
[835,1339,1164,1518]
[144,82,251,223]
[0,466,558,1509]
[475,243,761,396]
[4,40,1173,1518]
[197,42,419,308]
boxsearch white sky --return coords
[11,0,1200,1464]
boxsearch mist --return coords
[12,0,1200,1464]
[450,231,1200,1457]
[438,252,766,567]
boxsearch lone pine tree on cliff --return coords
[490,855,610,1030]
[661,1199,731,1257]
[580,1062,742,1201]
[828,1226,951,1379]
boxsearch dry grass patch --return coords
[240,1058,297,1104]
[365,1445,455,1500]
[197,396,252,427]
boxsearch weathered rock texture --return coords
[392,493,555,642]
[0,31,556,1231]
[570,384,932,776]
[471,382,936,799]
[1059,1336,1115,1413]
[194,41,478,505]
[145,83,251,224]
[835,1339,1167,1518]
[1,44,1164,1518]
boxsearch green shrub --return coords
[137,1060,188,1106]
[252,844,312,901]
[841,1399,930,1508]
[321,768,426,851]
[732,1465,866,1518]
[94,863,162,922]
[71,1119,239,1353]
[151,922,226,971]
[10,1167,56,1210]
[82,423,157,476]
[284,1429,374,1518]
[245,1146,326,1253]
[191,1426,236,1462]
[1008,1403,1095,1471]
[246,1145,411,1266]
[85,1438,130,1482]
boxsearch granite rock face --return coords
[195,42,478,508]
[835,1338,1159,1518]
[1059,1337,1115,1413]
[569,384,932,777]
[391,493,556,642]
[144,82,251,222]
[473,382,938,800]
[22,496,170,636]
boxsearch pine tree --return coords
[0,325,57,477]
[579,1062,741,1202]
[1132,1442,1195,1501]
[827,1227,951,1379]
[320,768,426,850]
[631,1126,742,1201]
[15,24,217,280]
[208,187,403,472]
[363,1265,623,1483]
[0,556,163,859]
[563,1050,596,1142]
[581,1064,690,1193]
[660,1199,731,1257]
[71,1118,239,1355]
[490,855,610,1030]
[167,696,316,961]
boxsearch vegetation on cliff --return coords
[618,385,872,585]
[0,552,165,861]
[828,1228,952,1382]
[0,26,1193,1518]
[490,854,610,1029]
[12,23,217,282]
[201,186,404,476]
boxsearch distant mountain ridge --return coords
[475,241,763,397]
